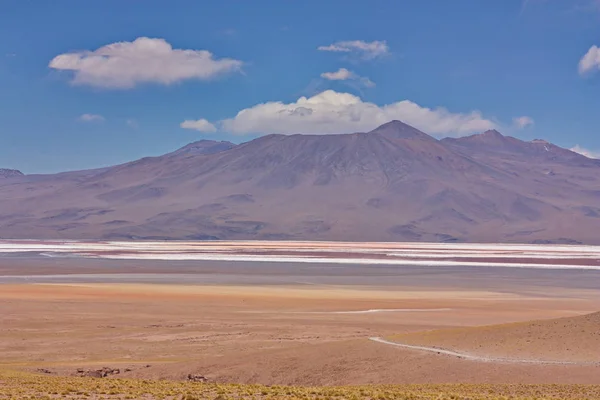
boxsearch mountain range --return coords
[2,120,600,243]
[0,169,24,179]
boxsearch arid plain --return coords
[1,240,600,399]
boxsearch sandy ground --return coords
[1,254,600,385]
[389,311,600,362]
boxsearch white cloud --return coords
[578,45,600,75]
[49,37,243,89]
[218,90,496,136]
[320,68,375,88]
[513,116,534,129]
[318,40,389,60]
[570,144,600,159]
[78,113,105,122]
[320,68,354,80]
[180,118,217,133]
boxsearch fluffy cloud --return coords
[78,113,105,122]
[49,37,243,89]
[126,119,139,129]
[570,144,600,159]
[320,68,354,80]
[320,68,375,88]
[578,45,600,75]
[513,116,534,129]
[218,90,496,136]
[318,40,389,60]
[180,118,217,133]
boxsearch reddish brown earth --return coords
[1,278,599,385]
[392,311,600,363]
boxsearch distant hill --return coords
[393,311,600,363]
[1,121,600,243]
[0,168,24,179]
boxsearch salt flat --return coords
[2,239,600,270]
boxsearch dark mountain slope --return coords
[168,140,236,156]
[0,169,24,179]
[442,130,599,166]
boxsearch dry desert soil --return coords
[1,249,600,399]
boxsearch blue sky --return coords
[1,0,600,173]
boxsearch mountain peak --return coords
[481,129,504,138]
[472,129,509,144]
[378,120,413,129]
[443,129,508,146]
[0,168,24,178]
[369,120,435,141]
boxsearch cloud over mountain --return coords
[513,116,534,129]
[218,90,496,136]
[181,119,217,133]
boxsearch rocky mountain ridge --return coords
[1,121,599,243]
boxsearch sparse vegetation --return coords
[1,370,600,400]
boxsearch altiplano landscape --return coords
[4,2,600,398]
[3,108,600,400]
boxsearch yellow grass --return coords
[1,370,600,400]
